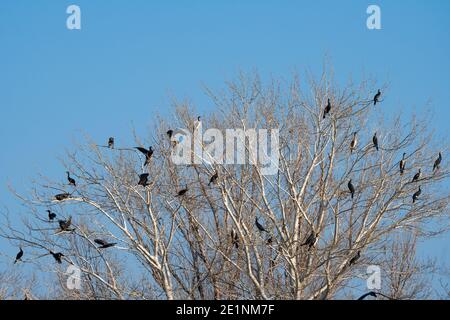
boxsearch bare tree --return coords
[0,267,37,300]
[1,68,449,300]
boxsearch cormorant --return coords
[357,291,378,300]
[14,247,23,264]
[399,153,406,175]
[231,230,239,249]
[412,169,421,183]
[301,232,317,249]
[349,251,361,266]
[433,152,442,171]
[135,146,154,166]
[59,217,72,232]
[177,186,188,197]
[208,172,218,186]
[373,89,381,105]
[66,172,76,187]
[50,251,64,264]
[348,179,355,199]
[167,130,174,139]
[350,132,358,154]
[94,239,117,249]
[194,116,201,131]
[47,210,57,221]
[323,99,331,119]
[138,173,150,187]
[108,137,115,149]
[412,186,421,203]
[255,217,268,233]
[54,193,71,201]
[372,132,379,151]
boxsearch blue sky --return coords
[0,0,449,290]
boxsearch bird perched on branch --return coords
[108,137,115,149]
[301,232,317,249]
[208,172,218,186]
[135,146,154,166]
[399,153,406,175]
[94,239,117,249]
[433,152,442,171]
[59,217,73,232]
[231,230,239,249]
[66,172,76,187]
[412,169,421,183]
[194,116,201,131]
[349,251,361,266]
[14,247,23,264]
[54,193,71,201]
[372,132,379,151]
[47,210,57,221]
[357,291,378,300]
[50,251,64,264]
[323,98,331,119]
[413,186,422,203]
[66,171,77,187]
[138,173,150,187]
[348,179,355,199]
[177,185,188,197]
[350,132,358,154]
[255,217,268,233]
[373,89,381,105]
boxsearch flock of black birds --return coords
[248,90,443,297]
[12,91,444,300]
[14,116,218,267]
[338,90,442,207]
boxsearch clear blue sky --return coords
[0,0,449,289]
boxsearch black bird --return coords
[412,186,421,203]
[433,152,442,171]
[94,239,117,249]
[373,89,381,105]
[412,169,421,183]
[348,179,355,199]
[47,210,57,221]
[350,132,358,154]
[135,146,154,166]
[138,173,150,187]
[194,116,201,131]
[301,232,317,249]
[349,251,361,266]
[54,193,71,201]
[231,230,239,249]
[372,132,379,151]
[208,172,218,186]
[108,137,115,149]
[59,216,72,232]
[66,172,76,187]
[167,130,174,139]
[14,247,23,264]
[255,217,268,233]
[50,251,64,264]
[357,291,378,300]
[323,99,331,119]
[399,153,406,175]
[177,186,188,197]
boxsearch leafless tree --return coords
[0,267,37,300]
[1,68,449,300]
